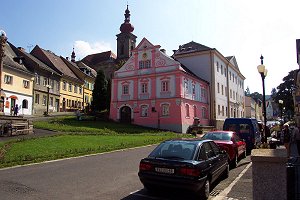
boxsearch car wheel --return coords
[199,179,210,199]
[231,154,238,168]
[242,149,247,159]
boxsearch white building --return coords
[173,42,245,129]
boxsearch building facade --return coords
[2,42,34,115]
[109,38,210,133]
[31,46,84,112]
[173,42,245,129]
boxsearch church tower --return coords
[71,47,76,62]
[116,5,137,60]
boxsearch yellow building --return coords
[31,46,83,112]
[61,55,95,112]
[2,42,34,115]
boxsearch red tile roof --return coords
[82,51,116,66]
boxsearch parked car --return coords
[223,118,262,153]
[138,138,229,199]
[201,131,246,168]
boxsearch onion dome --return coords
[120,5,134,33]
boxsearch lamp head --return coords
[257,64,265,73]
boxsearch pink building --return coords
[109,38,210,133]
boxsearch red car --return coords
[202,131,246,168]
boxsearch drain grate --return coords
[210,189,222,196]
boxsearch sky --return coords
[2,0,300,95]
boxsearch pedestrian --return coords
[14,104,18,116]
[281,124,291,157]
[291,123,300,156]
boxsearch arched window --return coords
[22,99,28,109]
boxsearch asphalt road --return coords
[0,144,252,200]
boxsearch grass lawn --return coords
[0,116,191,168]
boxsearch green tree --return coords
[91,70,108,112]
[250,92,263,101]
[273,69,297,120]
[270,88,277,100]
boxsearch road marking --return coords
[213,162,252,200]
[130,191,170,200]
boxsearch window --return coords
[74,85,78,93]
[4,75,12,84]
[63,81,67,90]
[36,75,40,85]
[22,100,28,109]
[161,81,169,92]
[224,67,227,77]
[186,104,190,117]
[221,85,224,95]
[230,71,232,80]
[184,81,188,93]
[43,77,47,86]
[50,97,53,106]
[222,106,224,116]
[23,80,29,88]
[218,105,221,115]
[230,89,232,98]
[141,83,148,93]
[69,83,72,92]
[141,105,148,117]
[42,95,47,105]
[139,60,151,69]
[79,86,82,94]
[35,94,40,104]
[56,81,60,91]
[202,107,207,119]
[225,87,227,96]
[221,65,223,75]
[203,142,215,159]
[216,62,219,72]
[194,105,197,117]
[123,85,129,95]
[145,60,151,68]
[217,83,220,93]
[162,104,169,116]
[192,84,195,95]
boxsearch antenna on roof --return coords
[27,44,33,52]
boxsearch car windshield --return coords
[202,132,232,141]
[149,141,196,160]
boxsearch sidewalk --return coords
[214,144,299,200]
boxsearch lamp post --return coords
[45,84,52,116]
[278,99,283,120]
[0,30,7,114]
[257,55,268,143]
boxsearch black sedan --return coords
[138,138,229,199]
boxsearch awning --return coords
[9,95,18,100]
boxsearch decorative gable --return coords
[115,37,184,78]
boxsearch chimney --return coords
[18,47,26,52]
[66,57,69,60]
[160,49,166,54]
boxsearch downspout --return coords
[226,61,230,117]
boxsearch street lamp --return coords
[278,99,283,120]
[257,55,268,143]
[45,84,52,116]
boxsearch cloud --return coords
[73,40,112,59]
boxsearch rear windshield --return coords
[149,141,196,160]
[202,132,232,141]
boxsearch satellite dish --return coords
[0,30,6,37]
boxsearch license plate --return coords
[155,167,174,174]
